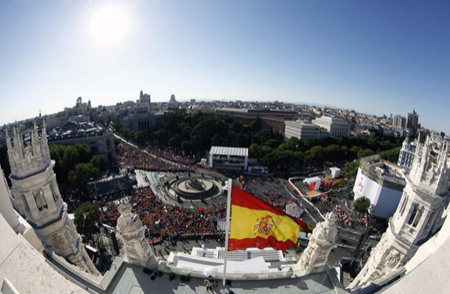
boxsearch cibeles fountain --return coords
[169,176,224,200]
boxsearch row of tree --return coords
[114,111,403,175]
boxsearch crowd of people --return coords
[117,142,190,172]
[309,189,387,232]
[101,186,227,239]
[145,146,198,166]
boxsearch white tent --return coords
[303,177,321,191]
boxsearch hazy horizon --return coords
[1,0,449,133]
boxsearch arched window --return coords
[413,207,424,227]
[408,203,418,225]
[33,189,48,211]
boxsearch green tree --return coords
[380,147,401,162]
[305,145,325,165]
[249,143,263,158]
[357,148,374,159]
[343,160,360,178]
[74,202,101,236]
[90,154,107,171]
[354,197,371,213]
[68,163,100,188]
[264,138,281,149]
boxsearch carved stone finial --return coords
[116,201,156,267]
[296,211,338,270]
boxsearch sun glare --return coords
[88,4,130,46]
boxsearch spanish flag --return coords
[228,186,309,251]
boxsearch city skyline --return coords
[0,0,449,134]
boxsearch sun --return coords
[88,4,130,46]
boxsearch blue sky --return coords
[0,0,449,134]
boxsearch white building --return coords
[398,136,417,170]
[117,105,158,132]
[353,155,406,219]
[209,146,248,171]
[312,116,349,137]
[48,121,116,162]
[284,120,319,140]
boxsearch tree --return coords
[68,163,100,189]
[74,202,101,236]
[357,148,374,159]
[90,154,107,171]
[305,145,325,165]
[48,143,106,186]
[343,160,360,179]
[354,197,371,213]
[264,138,281,150]
[380,147,401,162]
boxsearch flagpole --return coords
[222,178,232,287]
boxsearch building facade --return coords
[392,114,406,136]
[397,136,417,170]
[353,155,406,219]
[117,106,157,132]
[284,120,319,140]
[48,121,116,162]
[261,116,287,134]
[6,122,99,275]
[139,90,151,105]
[312,116,349,137]
[406,110,419,137]
[215,108,299,124]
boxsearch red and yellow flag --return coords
[228,186,309,251]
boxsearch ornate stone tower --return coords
[6,122,99,275]
[349,136,450,290]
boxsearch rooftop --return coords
[360,155,406,190]
[108,263,344,294]
[210,146,249,157]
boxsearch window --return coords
[33,188,48,211]
[408,203,418,225]
[413,207,423,227]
